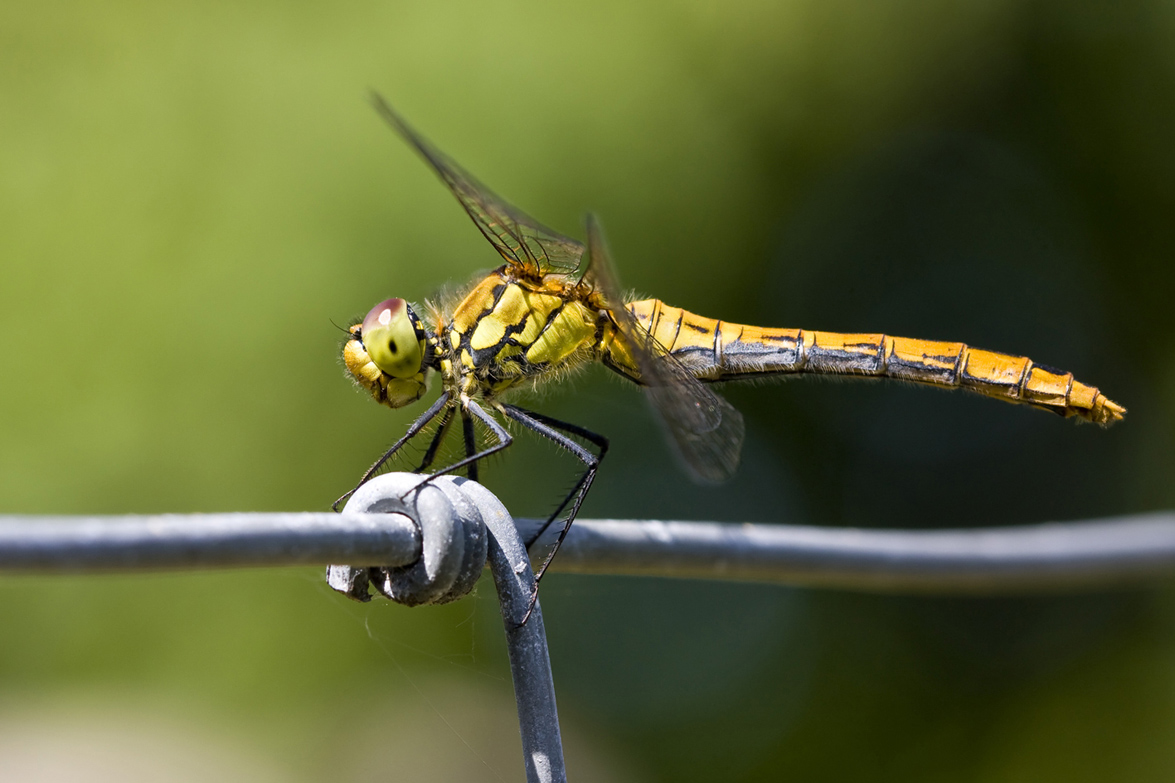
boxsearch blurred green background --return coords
[2,0,1174,780]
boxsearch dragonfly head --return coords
[343,298,429,408]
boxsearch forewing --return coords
[584,216,744,484]
[371,94,585,277]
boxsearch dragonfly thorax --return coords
[443,271,604,399]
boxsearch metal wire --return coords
[0,512,420,572]
[0,509,1172,593]
[517,512,1175,593]
[330,474,567,783]
[2,499,1170,783]
[457,479,566,783]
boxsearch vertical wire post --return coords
[452,478,567,783]
[333,474,566,783]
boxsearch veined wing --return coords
[371,94,585,278]
[585,215,744,484]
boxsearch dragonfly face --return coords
[343,297,431,409]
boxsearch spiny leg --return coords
[420,399,513,483]
[415,405,456,473]
[333,391,452,511]
[380,400,512,531]
[500,404,607,619]
[461,407,479,482]
[504,406,609,546]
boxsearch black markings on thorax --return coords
[463,286,565,383]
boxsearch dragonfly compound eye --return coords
[361,298,424,379]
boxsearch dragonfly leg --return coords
[500,404,608,581]
[499,405,607,625]
[414,405,456,473]
[461,407,479,482]
[354,399,511,522]
[419,399,513,482]
[333,391,452,511]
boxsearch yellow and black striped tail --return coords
[624,299,1125,426]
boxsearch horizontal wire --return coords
[0,509,1172,593]
[517,512,1175,593]
[0,513,420,572]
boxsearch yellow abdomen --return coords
[617,299,1125,425]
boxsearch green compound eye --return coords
[361,298,423,379]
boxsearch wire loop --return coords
[328,473,488,606]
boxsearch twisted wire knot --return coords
[326,473,488,606]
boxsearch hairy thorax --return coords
[442,267,606,399]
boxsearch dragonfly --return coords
[339,94,1126,603]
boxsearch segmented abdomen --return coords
[626,299,1125,426]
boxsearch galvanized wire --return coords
[330,474,567,783]
[517,512,1175,593]
[0,512,420,572]
[3,499,1171,783]
[458,480,566,783]
[0,509,1173,593]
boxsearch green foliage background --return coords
[2,1,1174,780]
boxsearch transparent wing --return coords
[584,215,744,484]
[371,93,585,278]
